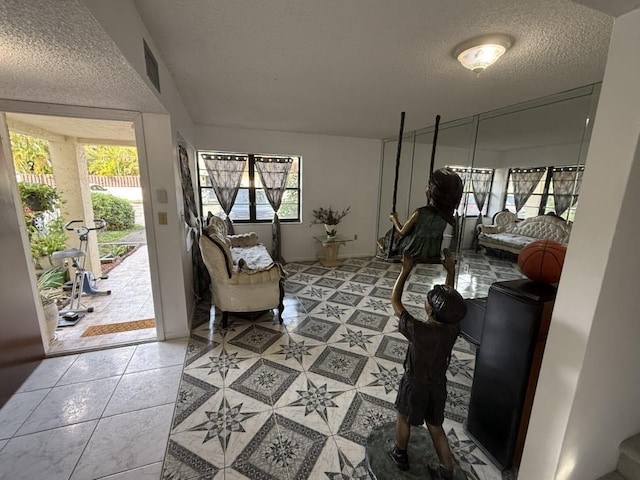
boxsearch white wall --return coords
[196,125,381,262]
[84,0,198,330]
[82,0,194,144]
[520,8,640,479]
[134,114,189,339]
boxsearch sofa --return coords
[477,211,571,257]
[199,215,286,327]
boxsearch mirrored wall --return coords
[377,84,599,293]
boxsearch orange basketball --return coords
[518,240,567,284]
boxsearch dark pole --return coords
[429,114,441,177]
[428,114,455,268]
[387,111,405,257]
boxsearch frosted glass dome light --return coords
[454,35,513,74]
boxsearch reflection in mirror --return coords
[463,91,595,266]
[376,85,598,297]
[412,120,475,261]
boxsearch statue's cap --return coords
[427,284,467,324]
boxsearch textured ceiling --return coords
[0,0,164,115]
[0,0,622,140]
[133,0,614,139]
[7,113,135,143]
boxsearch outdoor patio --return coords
[49,245,156,354]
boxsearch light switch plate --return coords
[156,188,168,204]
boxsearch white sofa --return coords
[199,215,286,327]
[477,211,571,256]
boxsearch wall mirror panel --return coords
[377,84,599,294]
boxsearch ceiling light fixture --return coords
[453,34,513,74]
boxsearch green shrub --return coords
[92,193,135,230]
[99,244,131,258]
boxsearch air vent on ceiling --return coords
[143,39,161,93]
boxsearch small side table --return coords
[313,235,353,267]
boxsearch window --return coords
[198,152,301,223]
[504,166,582,221]
[447,166,494,217]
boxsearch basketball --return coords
[517,240,567,284]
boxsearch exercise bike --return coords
[52,219,111,326]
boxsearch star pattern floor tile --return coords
[327,291,364,307]
[291,315,339,340]
[345,310,390,332]
[162,251,523,480]
[374,334,408,364]
[308,346,369,386]
[163,439,220,479]
[172,373,221,428]
[229,358,301,406]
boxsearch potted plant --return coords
[18,182,60,213]
[310,205,351,238]
[30,218,67,269]
[37,267,65,343]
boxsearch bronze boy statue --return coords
[387,248,467,479]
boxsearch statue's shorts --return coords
[395,374,447,426]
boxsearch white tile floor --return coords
[0,340,187,480]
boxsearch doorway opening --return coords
[6,112,157,354]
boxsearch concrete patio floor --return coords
[48,245,156,355]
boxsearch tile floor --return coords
[0,340,188,480]
[163,252,523,480]
[1,251,524,480]
[50,246,157,354]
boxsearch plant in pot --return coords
[310,205,351,239]
[17,183,67,268]
[18,182,60,213]
[37,267,66,343]
[30,217,67,269]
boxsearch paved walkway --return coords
[119,227,147,244]
[49,245,156,354]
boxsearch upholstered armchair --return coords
[199,215,285,327]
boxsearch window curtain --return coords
[448,167,471,215]
[510,167,546,213]
[179,145,209,305]
[254,156,293,263]
[552,166,584,216]
[471,169,494,250]
[471,170,493,218]
[202,154,247,234]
